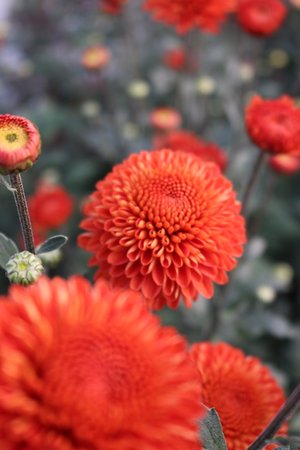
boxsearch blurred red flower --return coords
[0,114,41,175]
[157,130,228,171]
[237,0,287,36]
[190,342,287,450]
[81,45,111,71]
[150,107,182,131]
[100,0,128,14]
[0,276,203,449]
[163,48,188,70]
[79,149,246,309]
[28,182,74,231]
[143,0,237,34]
[246,95,300,155]
[269,153,300,175]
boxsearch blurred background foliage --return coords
[0,0,300,431]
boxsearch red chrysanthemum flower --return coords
[28,182,74,231]
[245,95,300,155]
[157,130,228,172]
[0,114,41,174]
[150,108,182,131]
[163,48,188,71]
[190,342,287,450]
[143,0,237,34]
[78,150,246,309]
[81,45,111,71]
[0,276,203,450]
[237,0,287,36]
[269,153,300,175]
[100,0,128,14]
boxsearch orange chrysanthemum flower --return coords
[269,153,300,175]
[237,0,287,36]
[190,342,287,450]
[81,45,111,71]
[157,130,228,172]
[246,95,300,155]
[0,276,203,450]
[78,150,246,309]
[143,0,237,34]
[0,114,41,174]
[100,0,128,14]
[150,108,182,131]
[28,182,74,232]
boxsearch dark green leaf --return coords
[0,233,19,269]
[200,408,228,450]
[36,235,68,254]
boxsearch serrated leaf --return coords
[36,235,68,255]
[0,233,19,269]
[200,408,228,450]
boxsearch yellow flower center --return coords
[0,125,29,152]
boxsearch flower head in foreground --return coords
[246,95,300,156]
[143,0,237,34]
[150,107,182,131]
[157,130,228,172]
[0,276,203,450]
[28,182,74,232]
[78,150,246,309]
[81,45,111,71]
[269,154,300,175]
[237,0,287,36]
[190,342,287,450]
[0,114,41,174]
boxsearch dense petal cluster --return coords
[150,108,182,131]
[0,114,41,174]
[0,276,203,450]
[246,95,300,155]
[237,0,287,36]
[190,342,287,450]
[100,0,128,14]
[269,154,300,175]
[157,130,228,172]
[81,45,111,71]
[79,149,246,309]
[143,0,237,34]
[28,182,74,232]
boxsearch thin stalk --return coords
[248,382,300,450]
[241,151,265,217]
[10,173,35,254]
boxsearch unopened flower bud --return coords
[6,251,44,286]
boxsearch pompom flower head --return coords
[143,0,237,34]
[191,342,287,450]
[246,95,300,156]
[81,45,111,71]
[0,276,203,449]
[0,114,41,174]
[150,107,182,131]
[79,149,246,309]
[157,130,228,172]
[237,0,287,36]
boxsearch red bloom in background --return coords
[150,107,182,131]
[143,0,237,34]
[191,342,287,450]
[269,154,300,175]
[163,48,188,71]
[237,0,287,36]
[79,150,246,309]
[158,130,228,172]
[81,45,111,71]
[28,182,73,231]
[0,276,203,450]
[0,114,41,175]
[100,0,128,14]
[246,95,300,155]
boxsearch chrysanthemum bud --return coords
[6,251,44,285]
[0,114,41,175]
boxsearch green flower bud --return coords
[6,251,44,286]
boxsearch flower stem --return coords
[248,382,300,450]
[242,151,266,217]
[10,173,35,254]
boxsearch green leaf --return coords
[200,408,228,450]
[0,233,19,269]
[36,235,68,255]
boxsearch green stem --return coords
[242,151,266,217]
[10,173,35,254]
[248,382,300,450]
